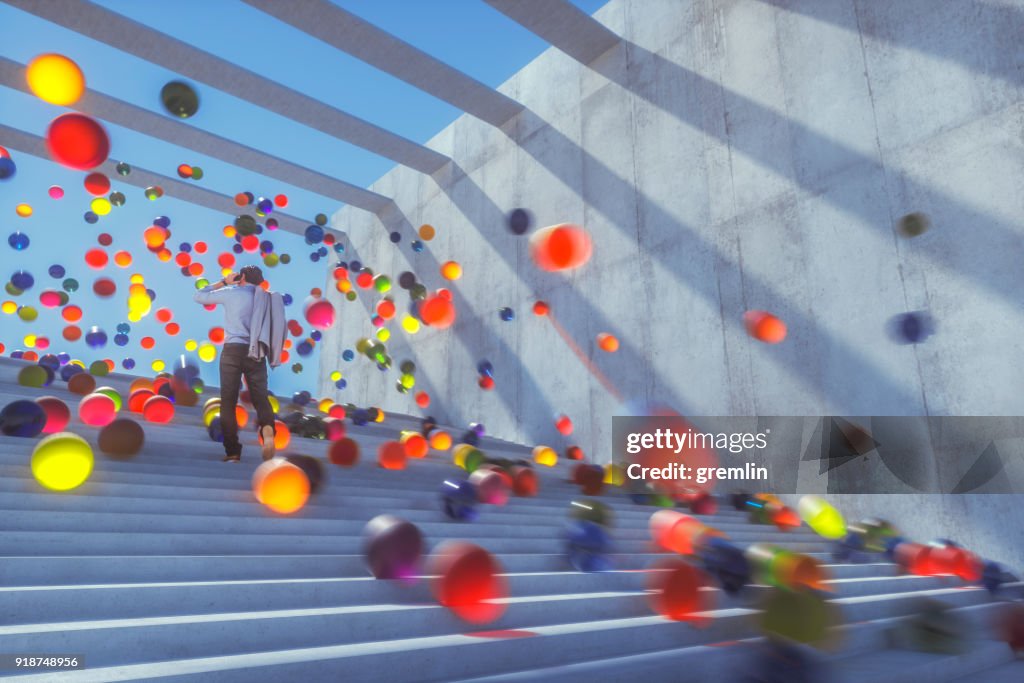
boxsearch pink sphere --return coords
[303,298,336,331]
[142,395,175,423]
[79,392,117,426]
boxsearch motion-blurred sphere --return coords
[252,459,310,514]
[798,495,847,540]
[363,514,424,580]
[647,558,711,622]
[896,212,931,238]
[888,311,936,344]
[284,454,324,494]
[142,395,174,423]
[759,588,839,646]
[441,479,479,521]
[469,468,510,505]
[596,333,619,352]
[78,392,117,427]
[743,310,787,344]
[529,223,592,271]
[507,208,532,235]
[427,541,507,623]
[31,431,93,491]
[698,537,751,595]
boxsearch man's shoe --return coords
[222,454,241,463]
[260,425,276,461]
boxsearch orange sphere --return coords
[378,440,407,470]
[259,420,291,450]
[529,223,592,271]
[235,405,249,428]
[743,310,787,344]
[400,431,429,458]
[252,459,310,514]
[415,391,430,408]
[532,301,550,316]
[420,294,456,328]
[429,430,452,451]
[597,333,619,352]
[142,395,174,423]
[440,261,462,280]
[128,389,155,412]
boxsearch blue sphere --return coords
[113,333,129,346]
[282,293,293,306]
[389,232,401,243]
[310,252,321,262]
[342,349,354,361]
[477,360,494,378]
[411,240,424,252]
[297,340,314,356]
[11,270,34,290]
[85,326,108,349]
[84,211,98,224]
[0,400,47,437]
[179,242,192,253]
[48,264,65,278]
[153,215,171,228]
[441,479,479,521]
[116,323,130,334]
[122,358,136,370]
[0,156,16,180]
[8,231,29,250]
[333,243,345,253]
[304,225,324,245]
[499,307,515,322]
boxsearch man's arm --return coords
[193,273,238,304]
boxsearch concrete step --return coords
[0,554,892,586]
[2,590,1004,683]
[1,572,952,625]
[948,659,1024,682]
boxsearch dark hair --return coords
[239,265,264,286]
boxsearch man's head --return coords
[238,265,264,286]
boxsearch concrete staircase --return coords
[0,359,1020,681]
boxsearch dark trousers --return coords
[219,343,275,456]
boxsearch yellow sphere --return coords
[2,300,16,314]
[268,395,280,413]
[15,203,33,218]
[151,359,165,372]
[26,53,86,106]
[23,334,37,348]
[533,445,558,467]
[184,339,198,351]
[604,463,625,486]
[400,373,415,389]
[401,315,420,334]
[130,273,145,285]
[90,197,112,216]
[198,343,217,363]
[318,398,333,414]
[32,432,94,491]
[329,370,342,382]
[440,261,462,280]
[376,328,390,342]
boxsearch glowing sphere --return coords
[743,310,787,344]
[529,223,592,271]
[142,395,174,423]
[259,420,291,451]
[328,437,360,466]
[303,298,335,330]
[15,203,32,217]
[35,396,71,434]
[363,514,424,580]
[440,261,462,280]
[511,466,538,496]
[378,440,407,470]
[597,333,619,352]
[78,392,117,427]
[0,400,48,437]
[429,430,452,451]
[798,495,847,540]
[533,445,558,466]
[428,541,507,624]
[26,54,85,106]
[252,459,310,514]
[650,510,720,556]
[98,418,145,458]
[31,432,93,491]
[401,431,429,458]
[85,248,108,269]
[46,113,109,170]
[647,558,712,622]
[555,414,573,435]
[420,294,456,328]
[746,544,827,591]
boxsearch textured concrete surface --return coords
[318,0,1024,575]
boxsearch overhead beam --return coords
[0,123,325,237]
[5,0,450,174]
[483,0,621,65]
[243,0,524,127]
[0,58,393,214]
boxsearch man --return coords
[193,265,281,462]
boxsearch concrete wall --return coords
[320,0,1024,464]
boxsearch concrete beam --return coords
[0,57,392,214]
[5,0,450,174]
[0,123,322,237]
[243,0,524,127]
[484,0,621,65]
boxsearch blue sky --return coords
[0,0,608,398]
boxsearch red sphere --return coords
[378,441,407,470]
[511,466,538,497]
[529,224,592,271]
[478,376,495,391]
[469,468,510,505]
[647,558,712,622]
[743,310,787,344]
[84,172,110,196]
[46,113,110,170]
[92,277,116,297]
[79,392,117,426]
[142,395,175,423]
[415,391,430,408]
[428,541,508,624]
[555,415,573,435]
[35,396,71,433]
[420,294,456,328]
[328,437,359,466]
